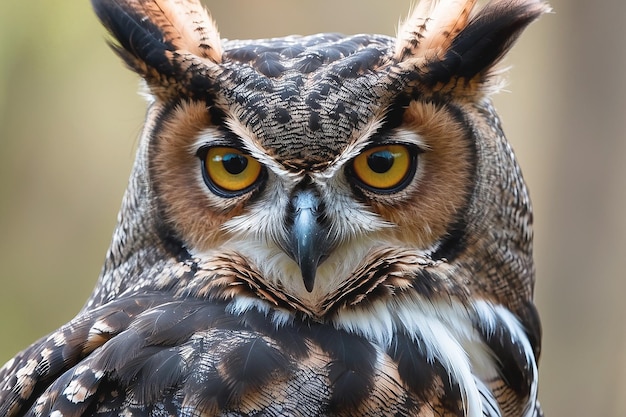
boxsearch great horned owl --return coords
[0,0,549,416]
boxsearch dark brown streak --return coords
[319,248,464,317]
[180,253,318,317]
[176,249,463,322]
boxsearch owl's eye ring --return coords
[199,146,265,197]
[349,144,418,193]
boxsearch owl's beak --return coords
[286,188,331,292]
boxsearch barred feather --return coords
[0,1,548,416]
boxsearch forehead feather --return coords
[215,33,399,170]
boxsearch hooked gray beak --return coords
[285,187,332,292]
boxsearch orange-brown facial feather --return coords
[367,101,474,250]
[150,100,249,251]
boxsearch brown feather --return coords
[395,0,478,61]
[0,1,549,415]
[142,0,223,63]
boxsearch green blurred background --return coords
[1,1,624,416]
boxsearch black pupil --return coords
[367,150,394,174]
[222,153,248,175]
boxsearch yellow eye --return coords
[203,147,262,195]
[351,144,415,192]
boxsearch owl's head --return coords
[91,0,548,319]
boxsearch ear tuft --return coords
[92,0,222,98]
[395,0,550,92]
[395,0,478,62]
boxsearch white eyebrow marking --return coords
[316,115,385,180]
[194,119,301,183]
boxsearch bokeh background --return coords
[1,1,624,416]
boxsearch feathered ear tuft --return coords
[395,0,478,62]
[92,0,223,99]
[396,0,550,94]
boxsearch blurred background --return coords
[0,1,624,416]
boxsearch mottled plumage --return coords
[0,0,549,416]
